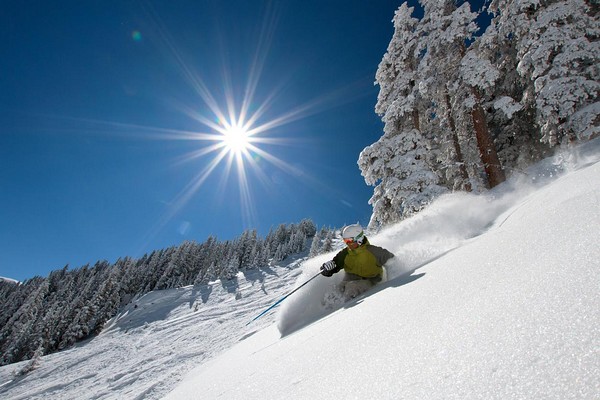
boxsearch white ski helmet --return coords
[342,224,365,245]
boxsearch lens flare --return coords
[107,2,370,251]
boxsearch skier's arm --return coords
[367,245,395,266]
[329,248,347,273]
[320,249,346,277]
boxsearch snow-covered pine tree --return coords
[113,257,136,303]
[273,242,288,262]
[117,255,144,298]
[0,277,47,365]
[514,0,599,145]
[143,249,172,293]
[88,270,121,334]
[471,1,545,171]
[0,277,39,344]
[267,224,293,261]
[460,58,507,188]
[360,129,446,228]
[360,3,447,229]
[298,218,317,238]
[155,244,191,290]
[416,0,480,191]
[308,228,323,257]
[250,242,268,269]
[201,261,218,284]
[220,242,239,280]
[374,3,422,129]
[38,268,75,354]
[322,228,335,253]
[59,262,113,348]
[173,241,201,286]
[238,229,258,269]
[193,236,218,285]
[288,230,307,254]
[454,26,508,190]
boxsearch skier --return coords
[320,224,394,298]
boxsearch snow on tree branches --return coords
[360,0,599,229]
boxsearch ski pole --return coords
[246,270,322,326]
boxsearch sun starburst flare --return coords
[104,2,371,251]
[221,123,250,154]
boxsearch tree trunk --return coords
[471,90,506,188]
[445,93,471,192]
[412,109,420,131]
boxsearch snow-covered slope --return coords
[0,260,307,399]
[166,143,600,399]
[0,140,598,400]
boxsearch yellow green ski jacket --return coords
[332,238,394,278]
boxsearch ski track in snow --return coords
[0,263,304,400]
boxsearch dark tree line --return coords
[0,219,326,366]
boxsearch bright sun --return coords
[222,124,250,154]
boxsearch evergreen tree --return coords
[360,2,448,229]
[360,129,446,228]
[416,0,479,191]
[298,219,317,237]
[308,229,323,257]
[472,0,547,170]
[1,278,49,364]
[322,229,335,253]
[239,229,258,269]
[513,0,599,145]
[220,242,239,280]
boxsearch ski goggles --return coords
[343,231,364,245]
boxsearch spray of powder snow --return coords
[276,191,517,335]
[277,137,600,336]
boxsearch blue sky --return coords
[1,0,412,281]
[1,1,490,281]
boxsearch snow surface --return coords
[168,139,600,400]
[0,261,307,399]
[1,139,599,399]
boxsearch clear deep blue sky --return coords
[1,1,483,281]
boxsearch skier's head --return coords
[342,224,365,247]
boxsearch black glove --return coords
[320,260,337,277]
